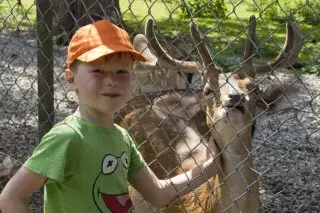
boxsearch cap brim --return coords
[77,45,147,64]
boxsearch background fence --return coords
[0,0,319,212]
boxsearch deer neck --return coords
[210,126,261,212]
[212,126,256,178]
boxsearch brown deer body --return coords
[116,16,303,213]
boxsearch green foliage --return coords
[246,0,288,22]
[302,64,320,76]
[246,0,320,26]
[55,32,69,46]
[294,0,320,26]
[179,0,227,18]
[0,0,36,30]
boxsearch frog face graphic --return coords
[92,152,136,213]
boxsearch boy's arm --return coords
[0,166,47,213]
[129,156,219,206]
[128,137,221,206]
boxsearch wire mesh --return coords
[0,0,319,212]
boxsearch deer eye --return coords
[245,83,254,90]
[204,88,213,97]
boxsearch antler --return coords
[241,15,257,78]
[190,21,220,90]
[142,16,303,84]
[254,21,303,73]
[145,17,221,89]
[243,15,256,65]
[145,18,202,73]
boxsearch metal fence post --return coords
[36,0,54,140]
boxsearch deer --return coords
[115,15,303,213]
[131,28,198,93]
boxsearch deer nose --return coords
[228,93,245,105]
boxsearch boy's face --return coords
[66,53,134,115]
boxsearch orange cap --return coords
[67,19,147,68]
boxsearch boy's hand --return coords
[0,166,47,213]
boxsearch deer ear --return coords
[256,82,298,111]
[133,34,158,66]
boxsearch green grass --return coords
[0,0,319,74]
[0,0,36,30]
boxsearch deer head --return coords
[145,16,303,155]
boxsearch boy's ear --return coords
[65,69,77,92]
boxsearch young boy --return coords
[0,19,220,213]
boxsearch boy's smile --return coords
[101,93,121,97]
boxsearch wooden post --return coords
[37,0,54,140]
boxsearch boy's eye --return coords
[92,69,104,73]
[117,70,128,75]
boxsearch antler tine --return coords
[190,21,220,88]
[285,22,303,64]
[145,18,201,73]
[243,15,256,66]
[255,21,304,74]
[241,15,257,78]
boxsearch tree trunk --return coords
[52,0,122,38]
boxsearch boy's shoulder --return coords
[43,115,79,140]
[113,123,129,134]
[113,124,134,141]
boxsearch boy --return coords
[0,19,220,213]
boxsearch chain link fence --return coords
[0,0,319,212]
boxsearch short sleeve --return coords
[23,123,80,183]
[126,133,147,176]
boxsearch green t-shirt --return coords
[24,115,147,213]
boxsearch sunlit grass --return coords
[0,0,36,30]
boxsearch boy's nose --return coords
[104,73,119,87]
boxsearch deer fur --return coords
[116,15,303,213]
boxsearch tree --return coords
[52,0,122,38]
